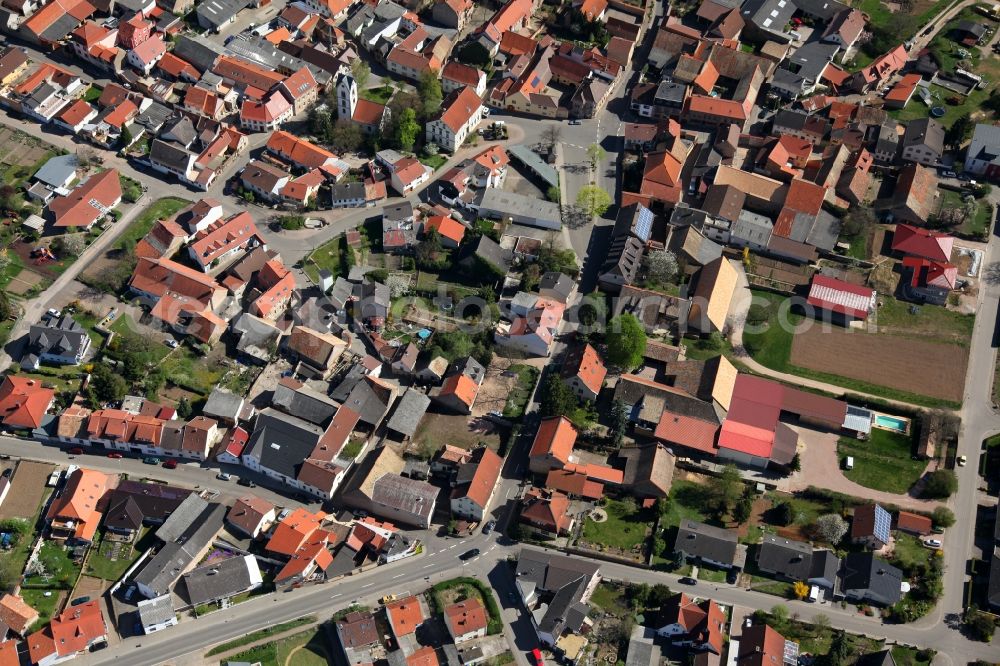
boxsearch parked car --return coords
[216,472,232,481]
[165,339,179,349]
[531,649,544,666]
[482,520,496,534]
[679,576,697,585]
[381,594,398,604]
[957,455,967,466]
[142,457,159,465]
[237,478,256,487]
[940,170,957,178]
[459,548,480,560]
[162,459,177,469]
[68,447,84,455]
[70,596,90,606]
[923,538,943,549]
[569,119,581,125]
[107,453,123,459]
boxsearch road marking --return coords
[422,563,435,569]
[392,573,405,579]
[361,583,374,589]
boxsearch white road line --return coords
[392,573,405,579]
[422,563,435,569]
[361,583,374,589]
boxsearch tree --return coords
[280,214,306,230]
[646,250,678,285]
[351,59,371,89]
[609,399,628,446]
[788,452,801,472]
[394,107,420,152]
[945,113,974,149]
[647,584,673,609]
[0,291,13,323]
[416,228,446,270]
[605,314,646,371]
[793,581,810,600]
[586,142,606,169]
[89,363,128,405]
[118,125,133,149]
[964,606,997,642]
[931,506,955,528]
[52,233,86,257]
[423,142,440,156]
[813,613,831,633]
[813,513,848,545]
[774,502,795,526]
[539,374,579,419]
[715,464,743,515]
[537,244,579,277]
[824,630,852,666]
[841,206,875,238]
[576,185,612,218]
[541,125,562,149]
[385,273,411,298]
[521,263,541,291]
[418,70,443,120]
[628,583,650,609]
[457,41,491,67]
[176,397,192,419]
[922,469,957,498]
[546,186,561,202]
[310,106,334,141]
[769,605,788,623]
[330,119,363,153]
[733,496,753,523]
[0,555,19,592]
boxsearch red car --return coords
[107,453,123,459]
[531,649,543,666]
[162,459,178,469]
[68,447,84,455]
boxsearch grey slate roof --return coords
[156,494,211,544]
[136,501,225,598]
[370,474,438,523]
[272,381,339,426]
[841,552,903,606]
[203,388,244,422]
[809,549,841,586]
[515,550,600,592]
[196,0,252,30]
[988,551,1000,610]
[137,595,175,628]
[244,408,324,479]
[757,534,813,580]
[539,271,575,303]
[173,36,224,73]
[149,139,194,172]
[467,235,512,273]
[674,519,738,565]
[27,314,89,360]
[902,118,945,157]
[385,387,431,438]
[181,554,260,606]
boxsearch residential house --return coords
[286,325,348,378]
[900,118,944,166]
[889,163,938,224]
[673,519,739,569]
[514,550,600,647]
[653,593,725,654]
[851,504,892,549]
[136,596,178,635]
[614,443,675,499]
[0,593,39,637]
[599,203,653,292]
[188,211,263,272]
[27,601,107,666]
[495,293,565,357]
[103,480,193,542]
[444,597,488,644]
[964,123,1000,179]
[226,495,276,538]
[340,445,438,528]
[46,169,122,230]
[46,468,115,543]
[841,552,903,606]
[21,314,91,370]
[520,488,574,536]
[687,257,739,334]
[432,0,472,29]
[737,624,799,666]
[562,343,606,402]
[442,61,486,96]
[896,511,932,536]
[756,534,813,582]
[450,446,502,522]
[426,86,485,153]
[180,554,263,607]
[891,223,953,262]
[899,256,957,305]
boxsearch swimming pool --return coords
[874,414,908,432]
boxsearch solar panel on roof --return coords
[874,504,891,543]
[634,205,653,242]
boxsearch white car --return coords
[957,455,967,466]
[923,539,942,549]
[46,308,61,318]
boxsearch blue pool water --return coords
[875,415,907,431]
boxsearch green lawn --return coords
[891,645,935,666]
[418,154,448,170]
[581,499,653,551]
[37,541,81,587]
[226,627,331,666]
[755,610,883,657]
[85,531,148,581]
[502,364,539,419]
[340,436,365,460]
[0,249,25,290]
[158,345,227,397]
[589,582,629,617]
[844,232,868,260]
[874,295,974,346]
[891,533,934,575]
[660,480,711,528]
[854,0,952,31]
[21,588,61,628]
[360,85,394,105]
[750,578,794,598]
[117,198,189,250]
[698,567,727,583]
[837,429,926,494]
[742,290,802,370]
[304,235,349,284]
[83,85,102,103]
[109,315,170,364]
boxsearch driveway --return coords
[788,425,941,510]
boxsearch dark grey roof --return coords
[134,101,173,133]
[161,115,197,147]
[334,375,395,427]
[809,549,841,584]
[654,80,686,105]
[855,650,897,666]
[613,375,720,424]
[741,0,796,32]
[196,0,252,30]
[331,181,366,201]
[842,552,902,606]
[226,35,330,86]
[272,381,339,426]
[136,502,226,597]
[172,36,224,73]
[515,550,600,592]
[39,14,81,42]
[155,494,210,543]
[954,20,987,38]
[902,118,945,157]
[674,519,738,565]
[203,388,244,422]
[383,201,413,223]
[245,408,323,478]
[793,0,849,20]
[27,314,89,359]
[464,235,512,273]
[537,575,590,636]
[370,474,437,522]
[539,272,575,302]
[450,356,485,383]
[104,481,192,533]
[626,637,660,666]
[149,139,194,172]
[354,280,390,322]
[385,387,431,437]
[181,554,260,606]
[757,534,813,579]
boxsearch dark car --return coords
[459,548,480,560]
[162,459,177,469]
[70,596,90,606]
[237,478,256,487]
[482,520,496,534]
[726,570,738,585]
[679,576,697,585]
[68,447,84,455]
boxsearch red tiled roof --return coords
[885,73,921,103]
[423,215,465,244]
[566,343,606,395]
[436,86,482,133]
[896,510,932,535]
[27,601,105,664]
[353,98,386,126]
[529,416,577,462]
[806,274,874,320]
[48,169,121,228]
[498,30,536,56]
[654,410,719,454]
[386,596,425,637]
[442,61,483,87]
[545,468,603,499]
[902,256,958,290]
[58,99,95,127]
[891,223,954,262]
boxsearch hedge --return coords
[431,577,502,635]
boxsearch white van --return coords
[844,456,854,470]
[808,585,820,603]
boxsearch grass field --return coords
[891,533,934,573]
[589,583,629,617]
[581,499,653,551]
[21,588,61,627]
[873,295,974,346]
[226,627,331,666]
[361,85,394,105]
[419,154,448,170]
[660,479,711,528]
[854,0,952,31]
[304,235,348,284]
[206,617,317,656]
[837,429,926,494]
[117,198,189,250]
[110,315,170,364]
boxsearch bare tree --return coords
[541,125,562,149]
[984,262,1000,286]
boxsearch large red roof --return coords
[891,223,954,262]
[806,274,874,320]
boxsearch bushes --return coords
[431,578,502,635]
[920,469,957,499]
